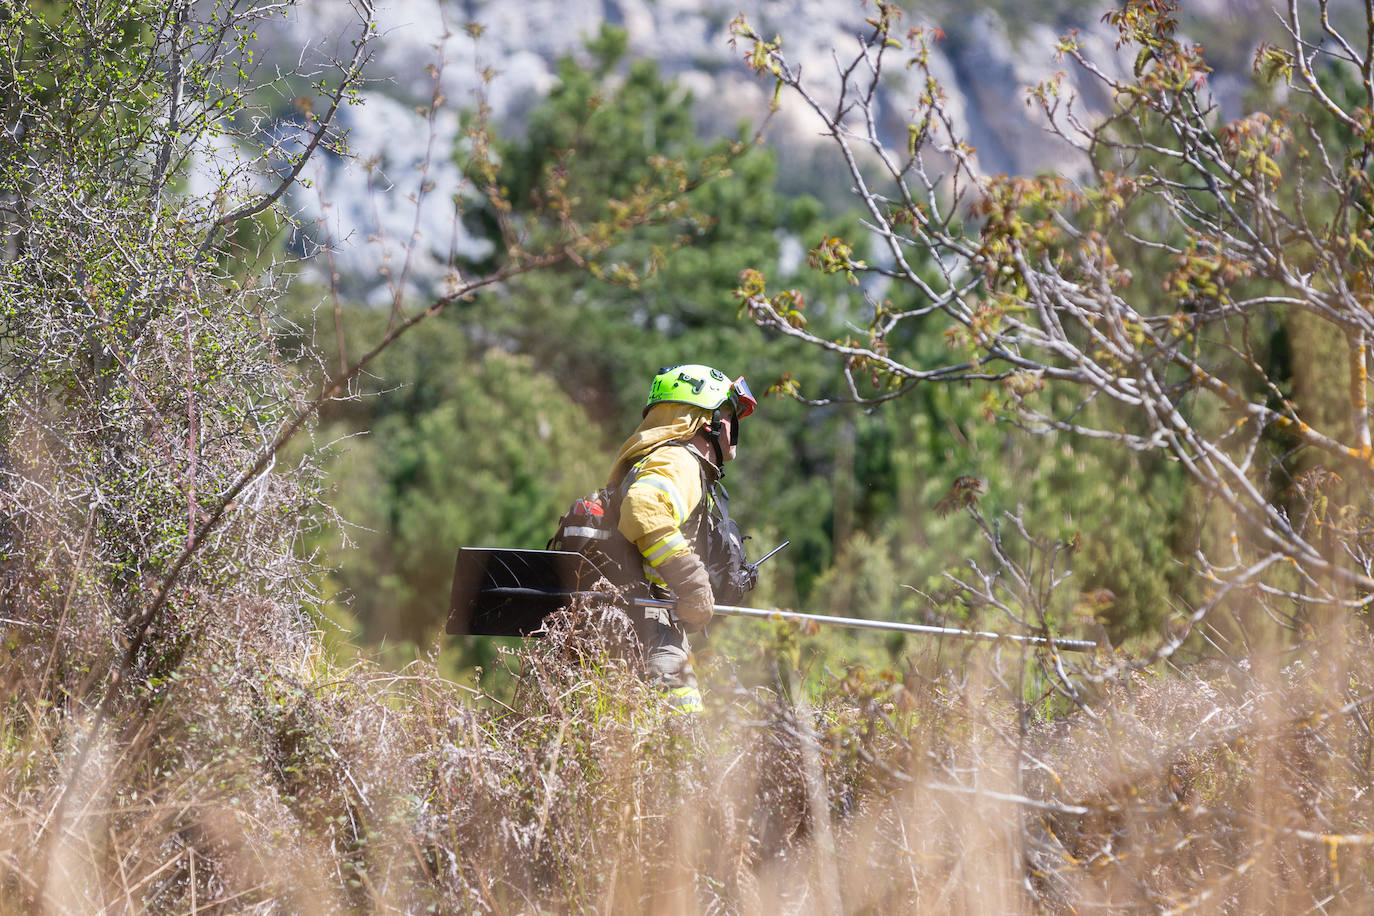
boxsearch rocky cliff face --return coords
[252,0,1272,292]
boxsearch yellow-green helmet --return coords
[644,364,756,418]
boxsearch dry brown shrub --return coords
[4,582,1374,913]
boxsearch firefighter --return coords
[607,364,756,712]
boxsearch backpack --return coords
[699,487,756,606]
[547,488,641,586]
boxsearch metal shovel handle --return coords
[636,597,1097,653]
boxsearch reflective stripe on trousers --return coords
[664,685,704,714]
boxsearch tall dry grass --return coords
[2,592,1372,913]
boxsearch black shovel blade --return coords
[445,548,611,637]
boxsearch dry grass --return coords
[1,597,1372,914]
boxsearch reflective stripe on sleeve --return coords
[632,474,688,524]
[644,530,689,567]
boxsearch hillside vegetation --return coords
[4,0,1374,912]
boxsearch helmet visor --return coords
[728,376,756,419]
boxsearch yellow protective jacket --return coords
[608,403,719,587]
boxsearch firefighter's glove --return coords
[658,552,714,632]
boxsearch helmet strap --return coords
[713,408,739,446]
[702,419,726,469]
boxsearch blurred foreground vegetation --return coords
[4,600,1373,912]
